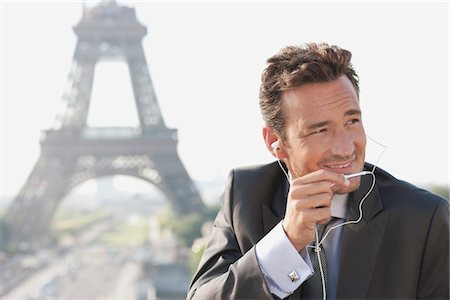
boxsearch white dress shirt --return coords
[255,193,348,299]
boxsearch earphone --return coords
[271,140,280,151]
[271,140,290,180]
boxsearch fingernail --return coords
[344,178,350,186]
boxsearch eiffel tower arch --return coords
[4,1,204,249]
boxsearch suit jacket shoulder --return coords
[187,162,285,299]
[225,162,289,252]
[372,165,448,218]
[339,164,449,299]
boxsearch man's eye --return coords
[311,128,327,135]
[347,118,360,125]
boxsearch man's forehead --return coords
[282,78,361,126]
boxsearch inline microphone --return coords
[344,171,372,179]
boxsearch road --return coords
[1,211,160,300]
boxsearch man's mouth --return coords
[323,161,354,173]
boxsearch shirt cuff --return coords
[255,221,313,298]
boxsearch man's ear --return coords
[262,126,287,159]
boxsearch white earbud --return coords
[272,140,290,181]
[271,140,280,150]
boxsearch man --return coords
[187,43,449,299]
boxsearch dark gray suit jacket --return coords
[188,162,449,299]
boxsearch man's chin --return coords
[335,178,361,194]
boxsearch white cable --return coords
[306,172,375,300]
[306,229,327,299]
[274,135,386,300]
[366,134,387,173]
[315,228,327,300]
[276,157,290,182]
[317,172,376,248]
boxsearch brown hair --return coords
[259,43,359,140]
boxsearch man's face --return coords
[282,75,366,193]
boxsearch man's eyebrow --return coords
[345,109,362,116]
[306,109,362,131]
[306,120,330,131]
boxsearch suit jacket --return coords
[188,162,449,299]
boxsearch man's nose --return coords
[330,128,355,157]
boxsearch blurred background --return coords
[0,1,448,299]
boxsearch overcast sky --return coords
[1,1,448,198]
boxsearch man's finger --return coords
[292,168,350,187]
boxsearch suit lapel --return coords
[263,204,281,233]
[262,175,289,234]
[337,174,390,299]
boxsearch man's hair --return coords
[259,43,359,140]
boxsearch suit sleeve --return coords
[187,170,274,300]
[417,198,449,299]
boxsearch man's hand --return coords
[282,169,350,251]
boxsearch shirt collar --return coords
[331,193,348,219]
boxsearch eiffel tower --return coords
[4,1,204,249]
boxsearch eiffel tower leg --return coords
[127,42,165,127]
[54,49,96,130]
[5,156,74,250]
[126,43,204,214]
[150,149,204,214]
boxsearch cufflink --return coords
[288,270,300,282]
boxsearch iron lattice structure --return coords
[5,1,204,249]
